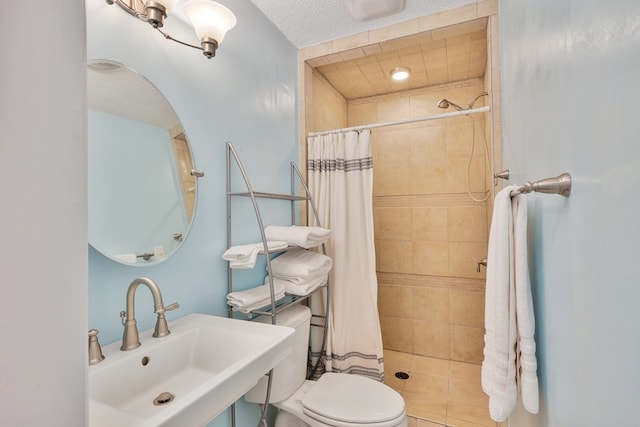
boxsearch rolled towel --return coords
[264,225,331,249]
[223,241,288,269]
[269,248,333,281]
[265,274,328,297]
[227,282,286,313]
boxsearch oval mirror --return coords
[87,59,197,266]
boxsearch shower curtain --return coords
[307,130,385,381]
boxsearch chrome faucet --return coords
[88,329,105,365]
[120,277,179,351]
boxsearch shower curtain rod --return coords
[307,105,490,137]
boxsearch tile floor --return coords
[384,350,498,427]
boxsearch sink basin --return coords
[89,313,294,427]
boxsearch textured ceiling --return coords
[249,0,478,48]
[87,60,179,130]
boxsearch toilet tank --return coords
[244,304,312,404]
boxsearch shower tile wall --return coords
[346,79,489,365]
[299,3,504,424]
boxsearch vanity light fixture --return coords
[390,66,410,81]
[105,0,236,59]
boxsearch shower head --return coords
[436,92,489,111]
[437,98,465,111]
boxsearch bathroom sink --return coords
[88,313,294,427]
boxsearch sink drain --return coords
[153,392,175,406]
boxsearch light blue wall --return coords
[499,0,640,425]
[86,1,298,426]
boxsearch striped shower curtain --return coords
[307,130,385,381]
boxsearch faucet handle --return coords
[153,302,179,338]
[164,302,180,312]
[88,329,105,365]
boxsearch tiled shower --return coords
[350,80,494,426]
[299,2,503,426]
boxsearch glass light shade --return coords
[144,0,179,13]
[184,0,237,44]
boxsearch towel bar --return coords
[514,173,572,197]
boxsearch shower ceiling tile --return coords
[358,62,386,78]
[340,47,368,61]
[307,56,331,68]
[400,52,426,68]
[362,44,384,56]
[398,44,424,56]
[309,18,488,100]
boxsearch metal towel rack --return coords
[477,171,572,271]
[494,170,572,197]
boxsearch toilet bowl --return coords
[245,305,407,427]
[274,374,407,427]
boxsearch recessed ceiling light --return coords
[390,66,410,81]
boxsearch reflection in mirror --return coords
[87,59,197,266]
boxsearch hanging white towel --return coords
[482,185,518,422]
[264,225,331,249]
[227,282,286,313]
[512,193,539,414]
[222,241,288,269]
[269,248,333,282]
[482,186,539,421]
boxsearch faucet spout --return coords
[120,277,179,351]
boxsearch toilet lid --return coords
[301,373,405,424]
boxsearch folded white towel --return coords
[264,274,328,297]
[269,248,333,282]
[227,282,286,313]
[223,244,260,269]
[223,241,288,269]
[264,225,331,249]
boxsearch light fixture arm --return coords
[105,0,147,21]
[155,27,209,56]
[105,0,233,59]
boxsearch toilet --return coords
[245,305,407,427]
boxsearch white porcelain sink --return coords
[88,313,294,427]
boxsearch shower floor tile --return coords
[384,350,499,427]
